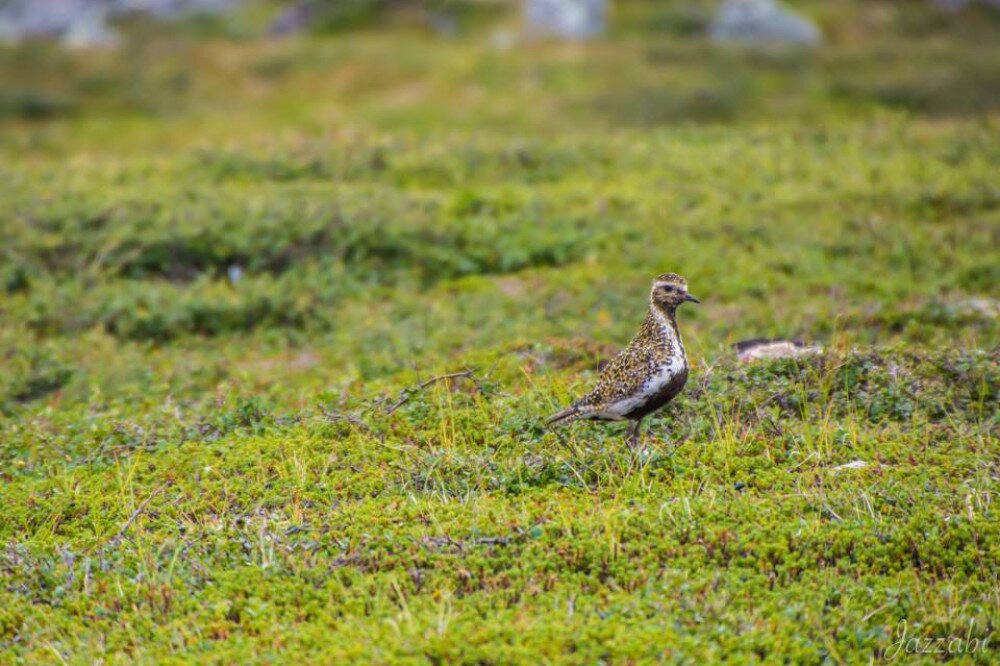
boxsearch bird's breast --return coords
[619,354,688,419]
[642,352,687,396]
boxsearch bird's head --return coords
[650,272,700,314]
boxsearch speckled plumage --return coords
[547,273,699,444]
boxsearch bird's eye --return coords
[662,286,674,292]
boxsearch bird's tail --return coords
[545,406,584,428]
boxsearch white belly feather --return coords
[596,353,686,420]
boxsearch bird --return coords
[546,272,700,447]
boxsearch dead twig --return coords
[108,482,170,548]
[385,369,477,415]
[321,408,376,433]
[745,392,785,437]
[421,534,512,552]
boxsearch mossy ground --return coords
[1,2,998,663]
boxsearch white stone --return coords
[735,339,822,363]
[524,0,606,40]
[710,0,821,46]
[0,0,240,46]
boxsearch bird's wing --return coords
[575,343,655,412]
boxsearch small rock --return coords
[268,0,315,37]
[951,297,999,319]
[524,0,607,40]
[117,0,240,18]
[733,338,822,362]
[0,0,92,43]
[491,28,519,50]
[426,11,457,36]
[709,0,821,46]
[0,0,241,47]
[63,7,119,48]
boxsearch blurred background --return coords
[1,0,998,405]
[2,0,1000,139]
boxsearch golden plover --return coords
[546,272,699,446]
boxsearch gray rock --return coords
[0,0,240,46]
[426,11,457,36]
[524,0,606,40]
[950,297,999,319]
[710,0,821,46]
[0,0,99,41]
[116,0,238,17]
[831,460,868,472]
[63,6,120,48]
[733,338,822,362]
[268,0,315,37]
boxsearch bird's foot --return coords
[625,420,643,451]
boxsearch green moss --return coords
[0,2,998,662]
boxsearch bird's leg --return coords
[625,419,642,449]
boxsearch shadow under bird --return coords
[546,273,700,446]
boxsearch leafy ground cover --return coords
[1,1,998,663]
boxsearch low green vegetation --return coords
[1,1,998,663]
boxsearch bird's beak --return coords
[684,293,701,304]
